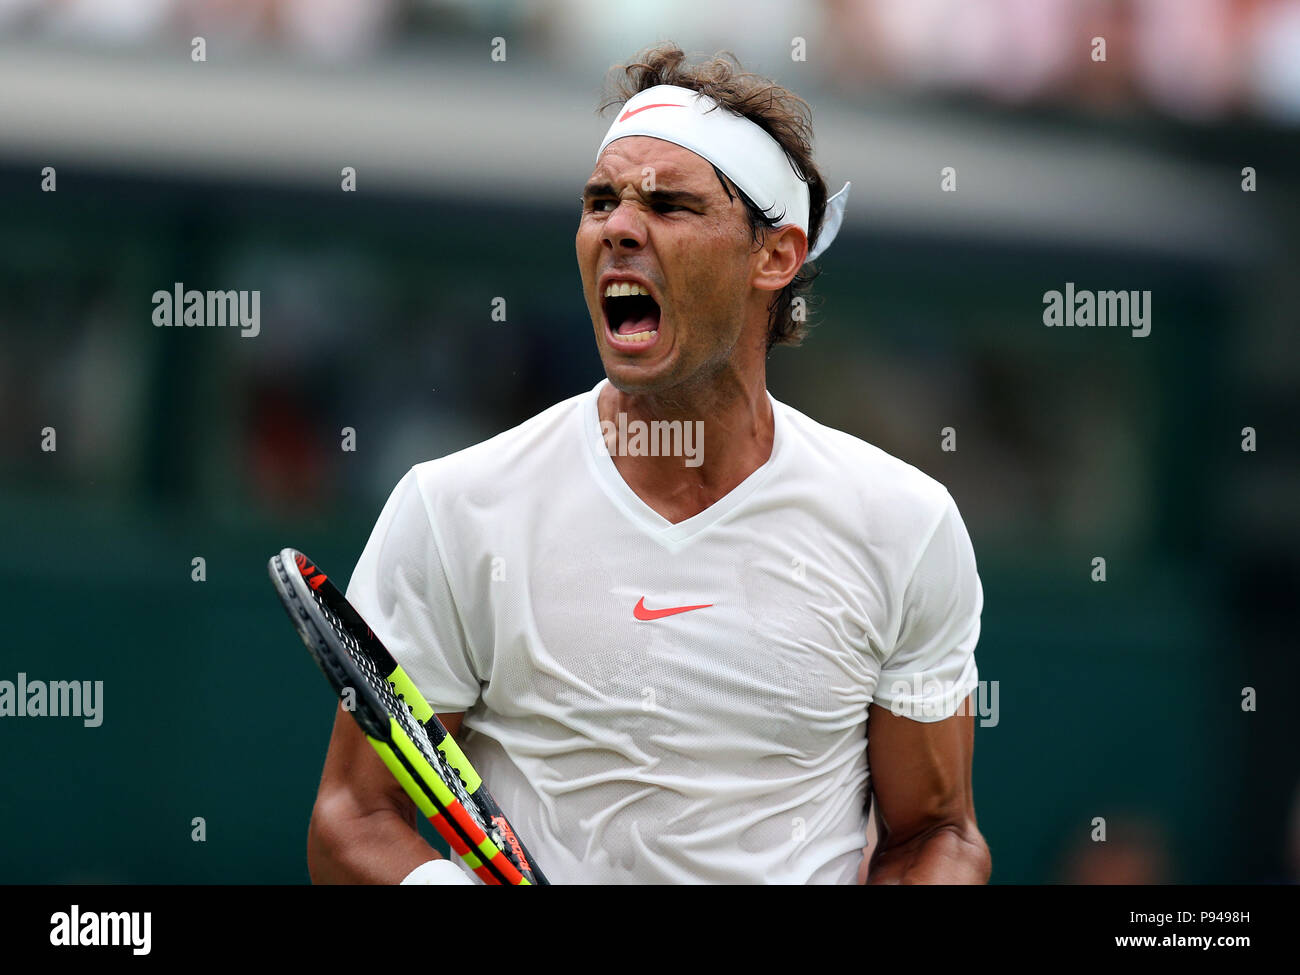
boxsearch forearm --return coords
[308,800,441,885]
[865,823,991,885]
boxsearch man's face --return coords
[576,136,764,395]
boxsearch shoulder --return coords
[408,386,591,503]
[773,396,956,531]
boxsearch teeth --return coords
[604,281,651,298]
[617,329,657,344]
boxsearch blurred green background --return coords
[1,0,1297,883]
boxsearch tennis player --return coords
[308,43,991,885]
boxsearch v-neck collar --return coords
[579,379,786,552]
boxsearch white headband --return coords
[597,84,851,262]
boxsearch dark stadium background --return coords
[1,0,1297,884]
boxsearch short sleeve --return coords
[872,492,982,722]
[345,468,482,712]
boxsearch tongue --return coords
[617,310,660,335]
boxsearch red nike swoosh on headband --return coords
[619,103,684,122]
[633,597,713,621]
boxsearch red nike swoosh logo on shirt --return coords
[633,597,713,621]
[619,103,684,122]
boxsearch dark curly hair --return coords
[600,43,829,351]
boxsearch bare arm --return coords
[864,694,991,884]
[306,704,465,884]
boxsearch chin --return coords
[601,359,670,395]
[595,338,680,396]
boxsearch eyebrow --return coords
[581,181,710,209]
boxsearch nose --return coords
[602,199,647,252]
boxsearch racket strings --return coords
[306,585,485,822]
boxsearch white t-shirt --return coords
[346,379,982,884]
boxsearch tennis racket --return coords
[268,547,547,885]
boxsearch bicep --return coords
[308,704,467,883]
[314,705,466,822]
[315,704,414,826]
[438,711,464,738]
[866,695,975,844]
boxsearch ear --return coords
[751,225,808,293]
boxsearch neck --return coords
[597,363,775,524]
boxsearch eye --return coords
[587,199,616,213]
[654,203,685,213]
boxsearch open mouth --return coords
[602,282,661,346]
